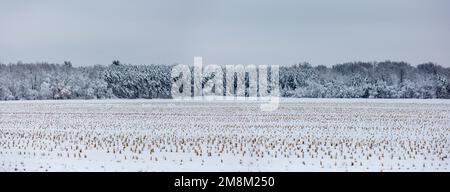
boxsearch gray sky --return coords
[1,0,449,67]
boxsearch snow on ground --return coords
[0,99,449,172]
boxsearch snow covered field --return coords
[0,99,449,172]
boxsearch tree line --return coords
[0,60,449,100]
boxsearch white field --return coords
[0,99,449,172]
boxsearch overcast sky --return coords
[0,0,449,67]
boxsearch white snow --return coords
[0,99,449,172]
